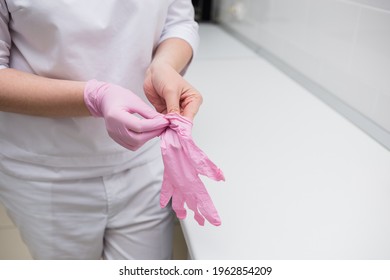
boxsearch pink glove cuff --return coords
[83,79,107,117]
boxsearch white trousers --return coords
[0,156,173,259]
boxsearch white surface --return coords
[181,24,390,259]
[196,24,257,60]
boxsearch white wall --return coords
[214,0,390,137]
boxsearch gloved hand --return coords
[160,113,225,226]
[84,79,169,151]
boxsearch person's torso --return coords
[0,0,175,179]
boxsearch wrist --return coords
[149,59,176,74]
[151,38,193,73]
[83,79,108,117]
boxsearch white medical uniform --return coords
[0,0,199,259]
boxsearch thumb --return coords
[163,89,181,114]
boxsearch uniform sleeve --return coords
[158,0,200,57]
[0,0,11,69]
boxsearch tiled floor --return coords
[172,220,188,260]
[0,204,32,259]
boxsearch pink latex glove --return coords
[84,79,169,151]
[160,113,225,226]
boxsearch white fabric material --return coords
[0,156,174,260]
[0,0,199,179]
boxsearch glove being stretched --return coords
[160,113,225,226]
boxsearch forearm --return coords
[151,38,193,73]
[0,68,90,117]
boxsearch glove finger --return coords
[108,126,165,151]
[182,139,225,181]
[186,197,205,226]
[172,192,187,220]
[130,96,165,119]
[106,113,167,150]
[197,193,221,226]
[122,113,169,133]
[108,133,138,151]
[127,127,167,146]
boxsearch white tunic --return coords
[0,0,199,180]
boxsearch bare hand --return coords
[143,63,202,120]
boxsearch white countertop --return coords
[181,24,390,259]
